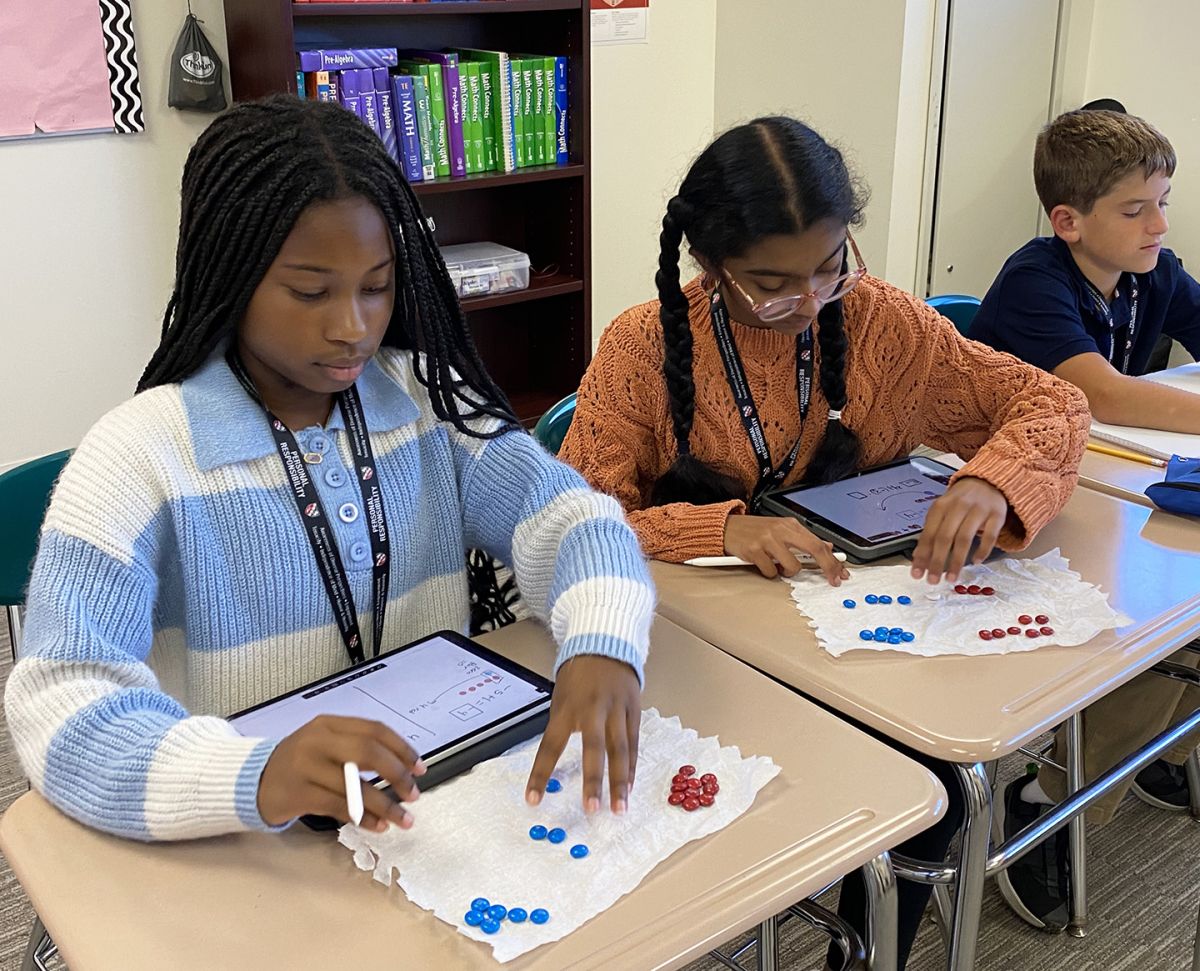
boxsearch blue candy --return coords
[864,594,879,604]
[547,827,566,844]
[465,910,484,926]
[508,908,528,923]
[874,627,889,635]
[897,595,912,605]
[878,595,893,604]
[873,632,888,642]
[471,897,490,912]
[887,635,902,644]
[842,599,856,609]
[529,825,547,841]
[859,630,874,641]
[530,909,550,925]
[890,627,903,635]
[570,844,589,859]
[545,778,562,793]
[481,918,501,934]
[487,904,507,921]
[901,631,915,642]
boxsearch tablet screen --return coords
[772,458,953,546]
[229,632,552,761]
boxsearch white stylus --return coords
[344,761,364,826]
[684,551,848,567]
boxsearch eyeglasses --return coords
[721,232,867,322]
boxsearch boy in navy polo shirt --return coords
[974,109,1200,934]
[973,109,1200,430]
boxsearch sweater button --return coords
[338,502,359,523]
[349,541,369,563]
[324,467,347,488]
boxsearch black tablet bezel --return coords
[227,628,554,765]
[764,456,958,551]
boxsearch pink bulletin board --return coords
[0,0,145,140]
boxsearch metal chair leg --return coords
[755,913,779,971]
[1066,712,1089,937]
[6,603,22,662]
[947,761,992,971]
[1193,895,1200,971]
[861,852,897,971]
[1185,749,1200,822]
[21,917,56,971]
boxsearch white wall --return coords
[0,1,228,471]
[590,0,717,344]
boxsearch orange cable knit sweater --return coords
[560,275,1091,562]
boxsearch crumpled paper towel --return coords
[338,708,779,963]
[787,548,1131,658]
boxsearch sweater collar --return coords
[182,350,421,471]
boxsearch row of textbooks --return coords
[296,47,568,181]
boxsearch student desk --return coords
[650,486,1200,971]
[0,617,946,971]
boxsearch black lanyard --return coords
[1083,276,1140,375]
[226,350,390,666]
[709,288,812,509]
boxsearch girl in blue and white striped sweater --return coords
[5,97,653,841]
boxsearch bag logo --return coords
[180,52,216,79]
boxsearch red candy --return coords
[991,628,1006,638]
[671,774,688,785]
[1025,629,1040,638]
[1018,614,1033,625]
[1007,626,1021,635]
[704,782,720,794]
[678,765,696,777]
[1035,615,1050,625]
[979,629,993,640]
[698,793,715,807]
[967,585,981,595]
[1040,626,1054,636]
[700,773,717,785]
[682,797,700,811]
[668,792,685,806]
[954,584,968,594]
[671,782,687,792]
[981,587,995,596]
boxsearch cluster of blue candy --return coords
[465,897,550,934]
[859,626,915,644]
[529,824,589,858]
[842,595,912,608]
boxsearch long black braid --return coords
[650,116,867,505]
[140,96,520,631]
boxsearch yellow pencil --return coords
[1086,441,1168,468]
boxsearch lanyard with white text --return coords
[1083,277,1140,375]
[227,350,390,665]
[709,288,812,510]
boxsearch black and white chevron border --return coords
[97,0,145,134]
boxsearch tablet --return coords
[228,629,554,792]
[759,456,957,562]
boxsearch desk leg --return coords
[756,913,779,971]
[1193,898,1200,971]
[947,762,991,971]
[863,852,898,971]
[1066,712,1088,937]
[1185,748,1200,822]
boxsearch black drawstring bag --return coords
[168,10,227,113]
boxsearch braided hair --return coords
[650,116,866,507]
[140,95,520,631]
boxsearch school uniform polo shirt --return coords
[971,236,1200,376]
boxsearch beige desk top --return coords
[1079,446,1163,509]
[652,486,1200,764]
[0,617,945,971]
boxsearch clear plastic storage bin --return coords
[439,242,531,298]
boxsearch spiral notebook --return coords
[1089,365,1200,460]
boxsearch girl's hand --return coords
[525,655,641,815]
[257,715,426,832]
[723,514,850,584]
[910,476,1008,585]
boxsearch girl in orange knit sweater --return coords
[559,117,1090,969]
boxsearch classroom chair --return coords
[531,392,577,456]
[0,449,70,971]
[926,294,981,338]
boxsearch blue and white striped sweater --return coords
[5,349,654,841]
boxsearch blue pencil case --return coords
[1144,455,1200,516]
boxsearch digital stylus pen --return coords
[344,761,364,826]
[684,551,848,567]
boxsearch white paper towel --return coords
[787,549,1132,658]
[338,708,780,963]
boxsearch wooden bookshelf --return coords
[221,0,592,426]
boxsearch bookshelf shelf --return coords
[222,0,592,426]
[294,1,582,17]
[412,162,584,196]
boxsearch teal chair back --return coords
[532,393,577,456]
[927,294,981,337]
[0,450,71,611]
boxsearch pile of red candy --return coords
[667,765,719,811]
